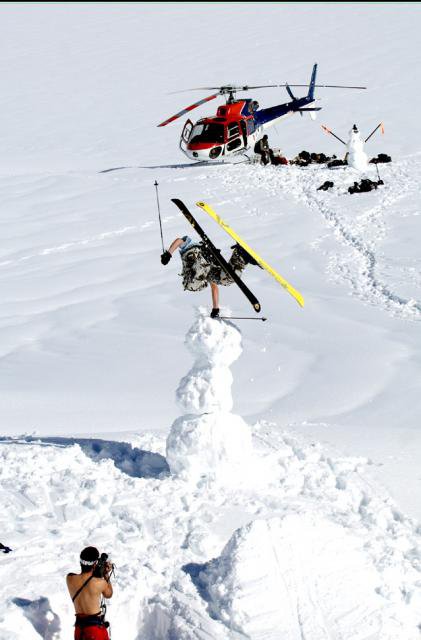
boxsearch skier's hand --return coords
[161,251,172,265]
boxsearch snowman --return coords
[346,124,368,171]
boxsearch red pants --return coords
[74,626,109,640]
[74,615,109,640]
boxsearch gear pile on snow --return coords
[290,150,336,167]
[370,153,392,164]
[317,180,334,191]
[327,158,347,168]
[348,178,384,194]
[327,154,391,169]
[166,312,253,484]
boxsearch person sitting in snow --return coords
[161,236,258,318]
[254,134,273,165]
[66,546,113,640]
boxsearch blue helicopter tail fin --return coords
[308,63,318,100]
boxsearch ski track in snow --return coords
[0,172,178,269]
[0,223,152,269]
[217,157,421,321]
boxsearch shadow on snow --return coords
[98,158,249,173]
[0,436,169,479]
[13,596,61,640]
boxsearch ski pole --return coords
[321,125,346,145]
[365,122,384,144]
[375,162,382,183]
[219,316,267,322]
[154,180,165,252]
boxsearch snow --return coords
[1,3,421,639]
[167,312,253,483]
[2,421,421,638]
[196,516,409,639]
[175,312,243,414]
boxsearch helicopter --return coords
[157,64,366,162]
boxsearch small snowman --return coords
[346,124,368,171]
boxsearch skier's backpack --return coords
[328,158,346,168]
[348,178,383,194]
[370,153,392,164]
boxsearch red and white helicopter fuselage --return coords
[157,65,366,162]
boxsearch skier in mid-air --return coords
[161,236,258,317]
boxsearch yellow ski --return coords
[196,201,304,308]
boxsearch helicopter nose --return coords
[188,148,216,161]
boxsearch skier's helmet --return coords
[352,124,358,132]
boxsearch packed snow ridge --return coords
[163,312,421,639]
[1,311,421,639]
[166,311,253,484]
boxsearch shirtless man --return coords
[66,546,113,640]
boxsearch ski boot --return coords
[210,308,220,319]
[230,244,260,268]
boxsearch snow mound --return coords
[194,514,412,640]
[167,311,253,483]
[176,311,242,414]
[166,413,251,484]
[182,311,243,368]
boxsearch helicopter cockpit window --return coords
[190,123,224,144]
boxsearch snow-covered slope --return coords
[0,4,421,639]
[1,314,421,639]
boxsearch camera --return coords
[93,552,112,579]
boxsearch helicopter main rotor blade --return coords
[284,84,367,90]
[157,93,219,127]
[177,84,284,92]
[172,83,367,93]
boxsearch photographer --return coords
[66,546,113,640]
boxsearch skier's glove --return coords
[161,251,172,265]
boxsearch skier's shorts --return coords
[181,245,246,292]
[74,613,110,640]
[180,246,215,292]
